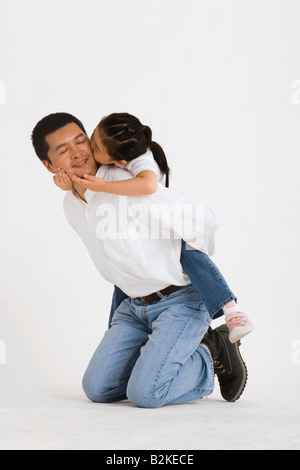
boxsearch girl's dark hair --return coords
[97,113,170,187]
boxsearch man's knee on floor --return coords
[82,373,107,403]
[126,380,162,409]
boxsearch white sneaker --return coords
[225,312,254,343]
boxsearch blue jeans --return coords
[108,241,236,327]
[83,284,214,408]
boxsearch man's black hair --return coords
[31,112,87,163]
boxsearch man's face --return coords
[44,122,98,178]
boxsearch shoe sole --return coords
[229,324,254,344]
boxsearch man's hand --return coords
[72,174,107,192]
[53,168,73,191]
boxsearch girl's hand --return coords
[53,168,73,191]
[72,174,107,192]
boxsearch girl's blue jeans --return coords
[108,241,237,327]
[83,284,215,407]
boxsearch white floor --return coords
[1,386,299,450]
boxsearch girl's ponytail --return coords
[143,125,170,188]
[149,141,170,188]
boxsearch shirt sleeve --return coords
[124,151,159,177]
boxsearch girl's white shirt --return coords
[120,150,178,190]
[64,161,219,297]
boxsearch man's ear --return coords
[42,160,56,174]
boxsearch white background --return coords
[0,0,300,404]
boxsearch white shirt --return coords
[63,165,219,297]
[121,150,178,190]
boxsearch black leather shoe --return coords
[202,324,248,402]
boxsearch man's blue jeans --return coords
[108,241,237,327]
[83,284,214,408]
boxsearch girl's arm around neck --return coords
[71,170,158,196]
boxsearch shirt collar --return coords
[72,165,102,206]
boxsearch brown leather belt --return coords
[137,285,183,304]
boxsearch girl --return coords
[55,112,253,343]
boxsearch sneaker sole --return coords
[229,324,254,344]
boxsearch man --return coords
[31,112,247,407]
